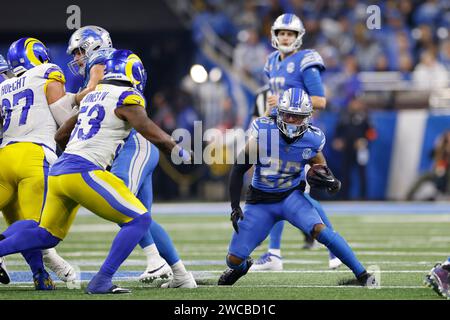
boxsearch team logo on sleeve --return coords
[287,62,295,73]
[302,148,312,159]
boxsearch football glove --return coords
[230,206,244,233]
[307,165,341,195]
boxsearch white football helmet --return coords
[271,14,305,54]
[277,87,312,138]
[67,25,113,76]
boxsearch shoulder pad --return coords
[307,125,326,152]
[43,64,66,84]
[116,88,146,108]
[300,50,325,72]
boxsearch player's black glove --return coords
[307,164,341,195]
[230,206,244,233]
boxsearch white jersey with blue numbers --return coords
[263,49,325,96]
[0,63,65,153]
[249,116,325,193]
[65,83,146,169]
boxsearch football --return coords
[307,164,330,180]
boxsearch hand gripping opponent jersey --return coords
[264,49,325,96]
[0,63,65,155]
[52,82,146,174]
[249,116,325,193]
[82,48,114,89]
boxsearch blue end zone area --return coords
[76,201,450,217]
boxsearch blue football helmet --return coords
[104,49,147,94]
[276,88,313,139]
[7,38,50,76]
[67,25,113,76]
[271,14,305,54]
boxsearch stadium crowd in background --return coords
[151,0,449,200]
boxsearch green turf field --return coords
[0,212,448,300]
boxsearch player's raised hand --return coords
[230,206,244,233]
[267,95,278,108]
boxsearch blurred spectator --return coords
[233,28,268,85]
[260,0,284,41]
[353,23,383,71]
[233,1,261,31]
[330,55,362,111]
[192,1,238,46]
[439,39,450,70]
[413,49,449,89]
[332,96,377,200]
[407,130,450,200]
[374,53,390,72]
[413,0,441,26]
[151,92,177,134]
[183,67,236,131]
[412,24,437,60]
[174,89,200,136]
[398,53,414,80]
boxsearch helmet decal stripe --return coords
[25,38,43,66]
[282,14,293,25]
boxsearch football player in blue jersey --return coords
[218,88,375,287]
[424,258,450,299]
[252,13,341,271]
[65,26,197,288]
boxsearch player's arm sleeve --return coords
[229,149,253,209]
[303,67,325,97]
[317,131,326,153]
[48,93,77,126]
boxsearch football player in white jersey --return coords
[0,38,78,289]
[65,26,196,288]
[0,49,191,294]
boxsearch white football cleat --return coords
[139,256,173,283]
[329,257,343,269]
[42,249,76,282]
[250,252,283,271]
[161,272,197,288]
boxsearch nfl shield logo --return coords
[302,148,312,159]
[287,62,295,73]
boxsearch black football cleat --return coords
[0,257,11,285]
[218,258,253,286]
[86,273,131,294]
[339,271,378,287]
